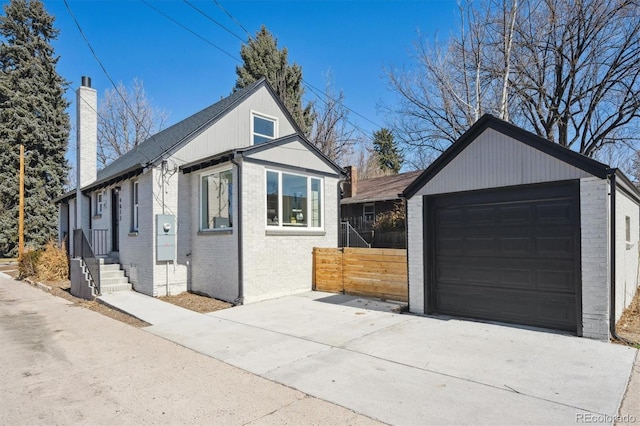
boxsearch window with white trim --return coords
[252,113,276,144]
[131,181,139,231]
[266,170,322,228]
[200,169,233,230]
[96,191,103,215]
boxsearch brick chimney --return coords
[343,166,357,198]
[75,76,97,230]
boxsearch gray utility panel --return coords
[156,214,176,262]
[425,181,581,334]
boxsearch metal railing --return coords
[340,221,371,248]
[73,229,101,295]
[88,229,109,256]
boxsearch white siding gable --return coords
[244,139,337,175]
[415,128,593,196]
[174,85,297,165]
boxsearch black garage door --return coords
[425,181,581,333]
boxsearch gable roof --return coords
[403,114,614,199]
[341,170,423,204]
[84,77,305,193]
[179,133,344,176]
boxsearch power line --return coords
[143,0,383,136]
[183,0,245,43]
[211,0,253,40]
[140,0,240,63]
[204,1,383,130]
[63,0,155,166]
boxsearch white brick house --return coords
[403,114,639,340]
[57,77,343,303]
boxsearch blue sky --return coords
[43,0,459,163]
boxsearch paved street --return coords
[3,274,638,425]
[0,277,380,425]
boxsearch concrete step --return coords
[97,257,120,265]
[100,283,132,294]
[99,264,123,273]
[100,277,130,287]
[100,269,126,279]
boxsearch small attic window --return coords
[252,112,276,145]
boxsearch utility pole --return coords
[18,144,24,260]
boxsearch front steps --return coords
[98,259,132,294]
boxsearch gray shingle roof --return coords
[341,170,423,204]
[92,78,267,188]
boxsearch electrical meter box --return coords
[156,214,176,261]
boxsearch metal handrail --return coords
[340,221,371,248]
[72,229,101,295]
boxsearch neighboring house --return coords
[341,167,423,224]
[403,114,640,340]
[57,76,343,304]
[340,167,422,248]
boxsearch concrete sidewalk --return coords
[101,290,638,425]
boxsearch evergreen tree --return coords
[372,128,403,174]
[0,0,70,256]
[235,26,314,135]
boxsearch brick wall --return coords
[407,196,424,314]
[118,172,154,295]
[580,177,610,340]
[241,161,340,304]
[189,163,239,303]
[150,163,188,296]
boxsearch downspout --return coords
[230,153,243,305]
[338,175,346,247]
[608,170,634,344]
[401,194,410,313]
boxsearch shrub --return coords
[18,249,41,279]
[18,240,68,281]
[37,240,69,281]
[373,201,406,231]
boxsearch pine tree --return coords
[235,26,314,135]
[0,0,70,257]
[372,128,403,174]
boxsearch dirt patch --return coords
[45,279,150,327]
[617,287,640,346]
[11,271,231,327]
[159,292,232,313]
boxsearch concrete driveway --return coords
[116,291,638,425]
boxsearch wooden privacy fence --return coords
[313,247,408,302]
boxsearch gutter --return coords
[230,152,244,306]
[608,170,635,345]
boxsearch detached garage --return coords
[403,114,640,340]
